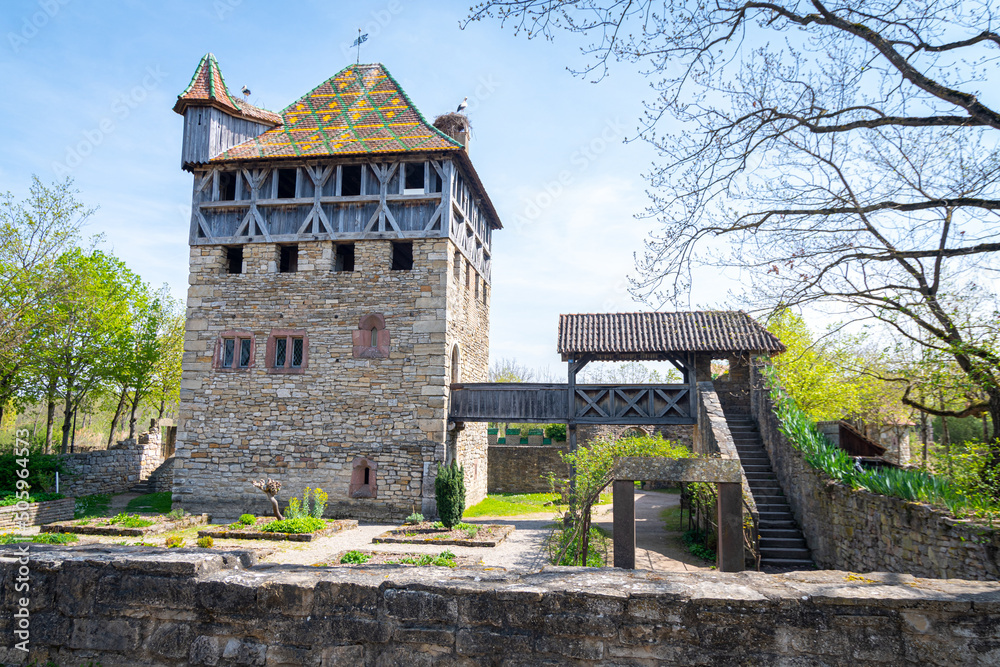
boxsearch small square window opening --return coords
[276,168,297,199]
[218,172,236,201]
[341,165,362,196]
[226,246,243,274]
[391,241,413,271]
[404,163,425,194]
[335,243,355,272]
[279,245,298,273]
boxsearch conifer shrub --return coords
[434,462,466,529]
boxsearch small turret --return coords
[173,53,282,170]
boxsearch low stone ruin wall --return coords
[146,457,175,494]
[0,498,73,529]
[487,444,570,494]
[2,545,999,666]
[60,435,164,498]
[750,362,1000,580]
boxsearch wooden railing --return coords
[449,383,696,425]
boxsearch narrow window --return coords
[370,327,378,347]
[354,314,389,359]
[279,245,298,273]
[335,243,355,272]
[223,339,235,368]
[453,250,461,282]
[430,168,442,193]
[238,339,252,368]
[363,467,370,485]
[341,165,362,196]
[404,162,424,193]
[291,338,304,368]
[391,241,413,271]
[226,246,243,274]
[465,261,471,289]
[350,456,377,498]
[218,171,236,201]
[274,338,287,367]
[276,168,297,199]
[475,274,480,300]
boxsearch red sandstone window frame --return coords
[349,456,377,498]
[352,313,390,359]
[214,330,255,372]
[266,329,308,374]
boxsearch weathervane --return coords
[352,29,369,64]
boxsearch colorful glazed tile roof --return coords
[173,53,283,126]
[211,63,463,161]
[558,311,786,360]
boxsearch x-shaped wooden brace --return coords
[653,388,688,418]
[575,388,609,418]
[614,388,650,418]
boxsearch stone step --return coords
[759,517,798,529]
[756,504,792,514]
[760,558,815,568]
[760,537,809,550]
[758,528,802,539]
[760,547,813,560]
[747,480,782,491]
[742,465,773,474]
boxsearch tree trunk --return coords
[981,393,1000,497]
[70,408,77,453]
[157,396,165,422]
[108,389,126,446]
[942,414,952,479]
[127,394,139,440]
[44,398,55,455]
[919,412,929,466]
[60,391,73,455]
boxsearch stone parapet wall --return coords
[3,545,999,666]
[750,362,1000,580]
[61,437,164,498]
[487,444,570,494]
[696,382,758,520]
[0,498,73,529]
[146,458,176,494]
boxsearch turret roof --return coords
[173,53,283,126]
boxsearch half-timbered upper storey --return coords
[174,56,500,282]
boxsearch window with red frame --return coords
[267,330,308,373]
[217,333,254,370]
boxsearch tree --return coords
[468,1,1000,483]
[149,293,185,423]
[0,177,91,426]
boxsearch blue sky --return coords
[0,0,731,373]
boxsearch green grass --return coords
[465,492,613,517]
[108,513,155,528]
[340,550,371,564]
[0,532,79,545]
[125,492,172,514]
[386,549,458,567]
[74,493,111,519]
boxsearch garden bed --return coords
[321,549,483,568]
[198,517,358,542]
[42,512,209,537]
[373,522,513,547]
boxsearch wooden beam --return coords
[613,480,635,569]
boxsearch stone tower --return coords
[171,55,499,520]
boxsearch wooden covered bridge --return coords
[449,311,786,572]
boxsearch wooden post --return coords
[716,482,743,572]
[613,479,635,569]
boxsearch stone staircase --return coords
[724,412,814,570]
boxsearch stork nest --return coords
[433,112,471,138]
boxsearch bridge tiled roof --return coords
[557,311,785,360]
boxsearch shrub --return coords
[0,532,78,545]
[435,462,466,529]
[0,450,67,495]
[545,423,567,442]
[239,513,256,525]
[311,487,328,518]
[260,516,325,534]
[108,513,155,528]
[197,536,214,548]
[0,492,64,507]
[404,512,424,524]
[340,550,371,564]
[682,529,717,563]
[166,508,187,520]
[165,536,184,548]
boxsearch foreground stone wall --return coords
[750,362,1000,580]
[487,444,570,494]
[0,498,73,529]
[3,546,1000,666]
[61,437,163,498]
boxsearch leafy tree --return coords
[0,177,91,426]
[469,1,1000,485]
[149,292,185,423]
[435,462,466,528]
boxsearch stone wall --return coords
[60,438,164,498]
[146,458,176,494]
[750,362,1000,580]
[176,238,488,522]
[0,498,73,529]
[3,545,1000,666]
[695,382,758,524]
[487,444,570,494]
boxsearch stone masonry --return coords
[4,545,1000,666]
[750,362,1000,580]
[174,237,488,521]
[61,437,163,498]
